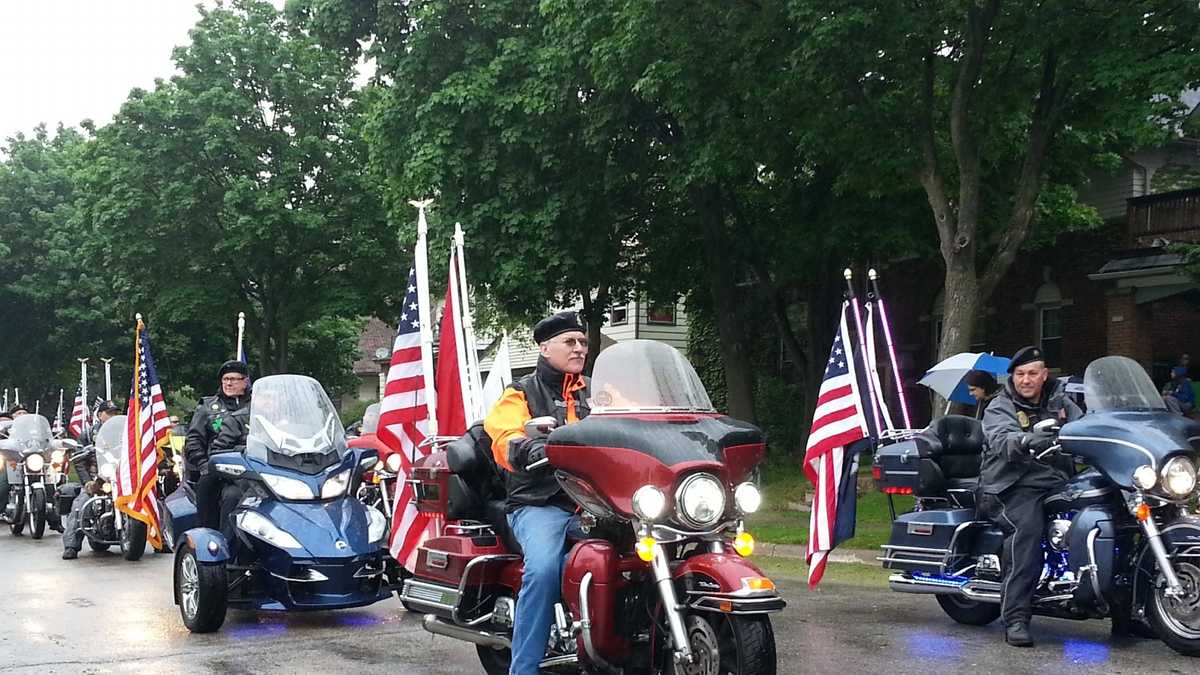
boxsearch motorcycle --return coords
[873,355,1200,656]
[61,415,150,559]
[0,414,65,539]
[401,340,783,674]
[167,374,391,633]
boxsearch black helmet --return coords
[218,360,249,378]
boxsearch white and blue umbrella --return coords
[918,352,1011,405]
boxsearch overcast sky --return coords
[0,1,284,141]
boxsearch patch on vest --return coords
[1016,411,1030,430]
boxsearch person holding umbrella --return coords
[964,370,1000,419]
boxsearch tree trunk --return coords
[694,184,756,422]
[580,285,608,376]
[260,299,276,375]
[274,321,289,374]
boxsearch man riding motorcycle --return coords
[483,311,590,675]
[980,345,1082,647]
[62,401,121,559]
[187,361,251,541]
[0,405,28,522]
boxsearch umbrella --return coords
[918,352,1011,405]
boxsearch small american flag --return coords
[68,387,87,439]
[804,304,869,587]
[115,318,172,550]
[377,268,437,570]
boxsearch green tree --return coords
[788,0,1200,361]
[76,0,395,379]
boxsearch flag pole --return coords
[101,357,114,401]
[869,269,912,429]
[844,268,882,436]
[13,387,19,407]
[78,358,89,422]
[56,388,64,432]
[35,400,39,415]
[409,199,439,436]
[453,222,485,420]
[236,312,246,360]
[446,245,474,424]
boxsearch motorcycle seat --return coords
[911,415,985,499]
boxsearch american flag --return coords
[804,304,869,587]
[67,387,87,439]
[115,319,172,550]
[377,268,437,570]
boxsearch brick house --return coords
[883,141,1200,426]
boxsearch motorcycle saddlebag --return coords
[880,508,978,573]
[872,439,929,494]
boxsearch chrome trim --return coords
[674,472,726,530]
[884,470,919,476]
[650,542,692,663]
[1084,527,1109,614]
[421,614,510,649]
[451,553,521,625]
[269,568,329,583]
[538,654,580,669]
[1141,515,1185,596]
[579,572,617,672]
[401,579,461,613]
[1058,435,1156,470]
[1045,486,1114,506]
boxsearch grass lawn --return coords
[755,556,892,587]
[746,459,912,552]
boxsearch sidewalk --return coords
[757,542,878,565]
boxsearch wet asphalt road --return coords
[0,534,1196,674]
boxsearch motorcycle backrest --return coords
[916,415,985,479]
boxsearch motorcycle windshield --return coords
[94,416,128,476]
[588,340,714,413]
[6,415,52,455]
[245,375,348,468]
[1084,356,1166,412]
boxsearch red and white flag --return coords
[115,317,172,550]
[804,304,869,587]
[67,387,87,439]
[378,268,439,570]
[435,262,468,438]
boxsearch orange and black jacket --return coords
[484,357,589,511]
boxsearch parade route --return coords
[0,535,1192,674]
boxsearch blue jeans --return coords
[507,505,581,675]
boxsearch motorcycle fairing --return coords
[1059,411,1200,489]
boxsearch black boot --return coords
[61,548,78,560]
[1005,622,1033,647]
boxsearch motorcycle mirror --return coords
[1033,419,1059,433]
[524,416,558,439]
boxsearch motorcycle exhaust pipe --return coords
[421,614,510,650]
[888,574,1001,603]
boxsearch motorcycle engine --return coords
[1047,519,1072,551]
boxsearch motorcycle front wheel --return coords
[670,613,776,675]
[122,519,148,561]
[175,542,228,633]
[30,489,46,540]
[9,493,25,536]
[1146,561,1200,656]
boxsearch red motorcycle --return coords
[401,340,783,674]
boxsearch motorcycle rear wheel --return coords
[122,519,148,561]
[9,493,25,536]
[671,613,776,675]
[1146,561,1200,656]
[475,645,512,675]
[30,490,46,540]
[936,594,1001,626]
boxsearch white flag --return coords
[481,334,513,412]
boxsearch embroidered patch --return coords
[1016,411,1030,429]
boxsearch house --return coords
[882,138,1200,426]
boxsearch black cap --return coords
[1007,346,1045,373]
[533,311,586,344]
[8,404,28,415]
[218,360,249,378]
[96,400,120,415]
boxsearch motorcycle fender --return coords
[674,553,786,614]
[30,482,43,490]
[1132,516,1200,609]
[183,528,232,563]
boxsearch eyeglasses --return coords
[555,337,589,349]
[222,376,246,383]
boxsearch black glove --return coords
[1023,429,1057,456]
[508,437,548,473]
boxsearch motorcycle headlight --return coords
[100,463,117,480]
[50,450,64,466]
[321,469,352,499]
[366,507,387,544]
[24,454,45,473]
[236,510,303,549]
[632,485,667,521]
[734,482,762,514]
[1161,457,1197,497]
[262,474,316,500]
[675,473,726,528]
[385,454,402,474]
[1133,465,1157,490]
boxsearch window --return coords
[610,305,628,326]
[1040,306,1063,367]
[647,302,676,325]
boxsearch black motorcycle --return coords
[874,355,1200,656]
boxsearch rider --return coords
[483,311,591,675]
[186,361,251,538]
[0,405,28,521]
[61,401,122,560]
[980,345,1082,647]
